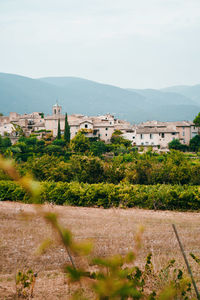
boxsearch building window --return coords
[183,131,185,136]
[182,127,185,130]
[151,142,154,145]
[141,142,144,145]
[140,134,143,139]
[85,124,88,128]
[150,133,153,139]
[54,109,56,114]
[145,142,149,145]
[172,132,176,135]
[183,139,185,143]
[133,136,135,139]
[161,133,165,138]
[106,128,108,130]
[105,133,107,136]
[110,122,112,125]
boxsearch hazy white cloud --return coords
[0,0,200,88]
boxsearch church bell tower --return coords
[52,102,62,116]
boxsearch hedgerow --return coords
[1,180,200,210]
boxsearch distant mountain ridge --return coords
[161,84,200,103]
[0,72,199,123]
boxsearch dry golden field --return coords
[0,201,200,299]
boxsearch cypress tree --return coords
[57,118,61,139]
[64,113,71,143]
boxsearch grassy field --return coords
[1,201,200,299]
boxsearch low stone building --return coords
[135,126,178,149]
[0,123,15,136]
[136,120,198,149]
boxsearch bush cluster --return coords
[1,180,200,210]
[15,151,200,185]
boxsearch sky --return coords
[0,0,200,89]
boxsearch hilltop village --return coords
[0,103,198,150]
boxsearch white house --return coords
[0,123,15,136]
[135,126,179,149]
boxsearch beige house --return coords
[168,121,198,145]
[135,120,198,149]
[0,123,15,136]
[135,126,178,149]
[0,116,10,126]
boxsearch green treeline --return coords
[1,150,200,185]
[1,181,200,210]
[1,132,200,185]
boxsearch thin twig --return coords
[172,224,200,299]
[66,247,76,269]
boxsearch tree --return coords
[45,144,64,156]
[90,141,107,156]
[189,135,200,151]
[70,132,90,153]
[3,137,12,148]
[64,113,70,143]
[53,139,66,146]
[57,119,61,140]
[111,130,131,147]
[70,155,104,183]
[193,112,200,128]
[168,139,188,151]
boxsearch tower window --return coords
[85,124,88,128]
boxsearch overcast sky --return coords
[0,0,200,88]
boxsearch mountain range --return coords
[0,72,200,123]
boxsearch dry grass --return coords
[0,201,200,299]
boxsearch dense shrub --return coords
[69,155,105,183]
[1,180,200,210]
[0,181,26,201]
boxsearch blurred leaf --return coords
[35,238,53,255]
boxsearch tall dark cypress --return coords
[64,113,70,143]
[57,118,61,139]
